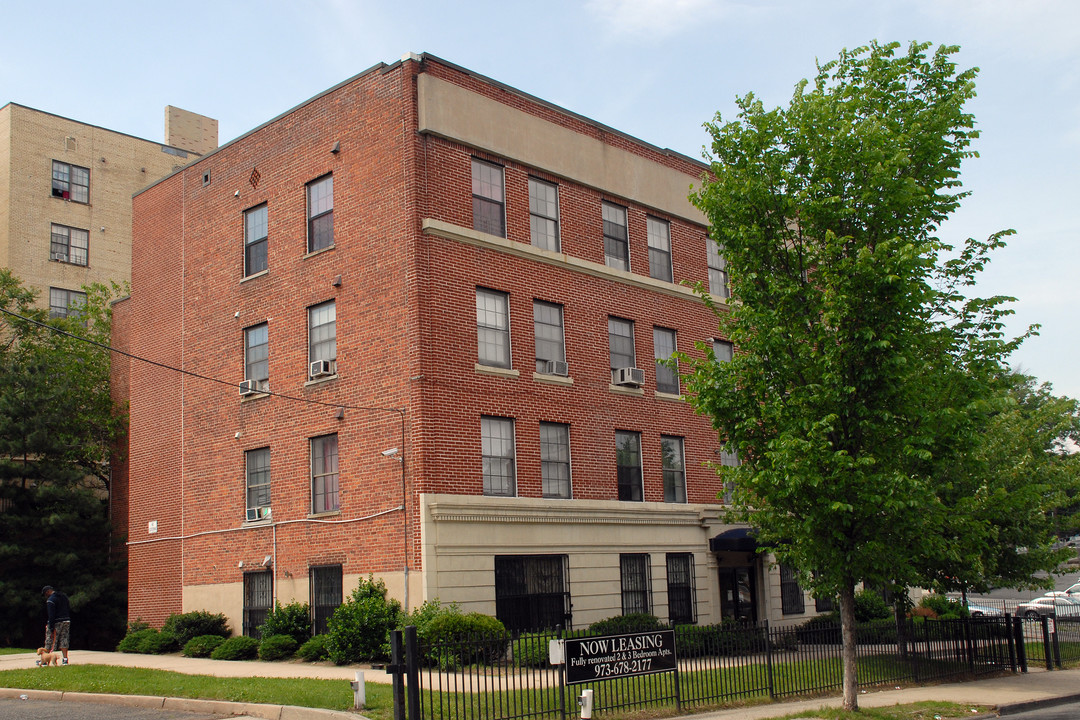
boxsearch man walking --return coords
[42,585,71,665]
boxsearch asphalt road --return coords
[0,697,227,720]
[1001,698,1080,719]
[966,570,1079,604]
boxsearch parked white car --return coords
[1017,595,1080,619]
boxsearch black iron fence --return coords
[389,615,1071,720]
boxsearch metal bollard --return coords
[577,689,594,719]
[351,670,366,709]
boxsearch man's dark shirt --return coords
[47,590,71,626]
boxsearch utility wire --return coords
[0,305,404,417]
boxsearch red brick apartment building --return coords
[112,52,819,636]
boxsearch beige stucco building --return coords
[0,103,217,313]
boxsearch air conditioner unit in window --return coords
[542,360,569,376]
[50,252,66,262]
[239,379,260,396]
[245,507,271,522]
[613,367,645,387]
[310,359,334,378]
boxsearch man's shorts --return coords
[45,620,71,651]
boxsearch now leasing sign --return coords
[563,630,677,684]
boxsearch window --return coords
[603,202,629,271]
[647,216,672,282]
[243,571,272,638]
[815,595,836,613]
[49,224,89,265]
[661,435,686,503]
[653,327,679,394]
[311,434,339,514]
[540,422,571,499]
[245,447,271,519]
[310,564,343,635]
[608,317,635,374]
[713,339,734,363]
[666,553,697,624]
[48,287,85,320]
[615,431,643,502]
[307,174,334,252]
[51,160,89,203]
[620,553,651,615]
[495,555,571,633]
[472,159,505,237]
[719,449,739,504]
[476,288,510,368]
[707,240,729,298]
[244,204,268,276]
[780,563,806,615]
[533,301,565,374]
[529,178,560,251]
[244,323,269,388]
[482,416,516,497]
[308,301,336,375]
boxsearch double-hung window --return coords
[713,339,734,363]
[244,204,268,276]
[533,301,565,374]
[482,416,516,497]
[311,434,339,514]
[245,447,271,520]
[647,216,672,282]
[707,240,729,298]
[49,287,85,320]
[780,563,806,614]
[615,430,643,502]
[477,288,510,368]
[472,159,505,237]
[620,553,651,615]
[653,326,679,394]
[308,301,337,376]
[494,555,571,633]
[50,224,89,265]
[608,317,635,376]
[666,553,696,624]
[661,435,686,503]
[719,448,739,504]
[307,174,334,252]
[540,422,571,499]
[603,202,629,271]
[245,323,269,390]
[529,178,560,251]
[51,160,89,203]
[310,565,343,635]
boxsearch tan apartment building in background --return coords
[0,103,217,314]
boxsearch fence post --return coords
[557,626,566,720]
[1041,616,1053,671]
[909,617,920,683]
[963,616,975,674]
[388,629,407,720]
[405,625,421,720]
[1005,614,1017,673]
[672,625,682,713]
[1051,621,1061,669]
[763,620,775,700]
[1013,616,1028,673]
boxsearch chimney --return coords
[164,105,219,156]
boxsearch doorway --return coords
[718,566,757,622]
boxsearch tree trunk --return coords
[894,585,909,661]
[839,582,859,711]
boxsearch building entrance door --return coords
[718,566,757,622]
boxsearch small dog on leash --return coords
[36,648,60,667]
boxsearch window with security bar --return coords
[780,563,806,614]
[620,553,651,615]
[666,553,696,624]
[494,554,571,632]
[310,564,342,635]
[243,571,272,638]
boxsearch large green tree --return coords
[682,41,1056,710]
[0,269,128,648]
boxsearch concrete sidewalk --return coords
[2,650,1079,719]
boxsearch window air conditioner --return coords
[246,507,271,522]
[543,360,569,376]
[613,367,645,387]
[310,359,334,378]
[51,252,67,262]
[239,379,259,396]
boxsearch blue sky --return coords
[3,0,1076,398]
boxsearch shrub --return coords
[162,610,231,648]
[918,594,969,620]
[511,632,551,667]
[587,613,663,636]
[326,575,403,664]
[422,611,508,669]
[127,619,151,634]
[259,633,299,661]
[210,635,260,660]
[259,601,312,645]
[298,634,330,662]
[183,634,226,658]
[911,605,938,619]
[117,628,158,653]
[138,629,178,654]
[853,590,892,622]
[796,613,841,644]
[402,599,462,636]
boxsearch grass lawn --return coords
[0,649,33,656]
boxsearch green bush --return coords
[421,611,508,669]
[210,635,260,660]
[258,601,312,645]
[511,632,551,667]
[918,594,969,619]
[587,613,664,635]
[117,628,158,653]
[854,590,892,622]
[182,634,226,658]
[679,620,764,657]
[298,634,330,662]
[796,613,841,644]
[402,599,461,635]
[137,629,178,654]
[127,619,151,634]
[162,610,231,648]
[259,633,299,661]
[326,576,403,664]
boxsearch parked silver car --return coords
[1016,595,1080,619]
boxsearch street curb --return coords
[996,692,1080,716]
